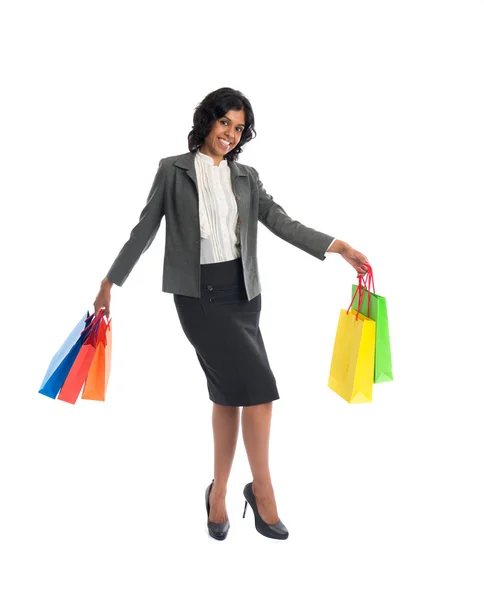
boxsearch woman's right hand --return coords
[93,278,113,319]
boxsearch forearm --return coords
[326,239,349,254]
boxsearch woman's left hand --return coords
[340,244,370,276]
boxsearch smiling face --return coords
[199,108,246,165]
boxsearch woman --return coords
[93,87,370,541]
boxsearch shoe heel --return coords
[243,499,248,518]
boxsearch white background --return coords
[1,0,483,598]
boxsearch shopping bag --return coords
[82,318,112,401]
[39,311,95,399]
[350,266,393,383]
[57,316,104,404]
[328,307,376,404]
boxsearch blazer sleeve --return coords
[106,159,166,286]
[253,167,335,261]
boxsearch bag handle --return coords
[95,315,112,346]
[80,309,105,337]
[86,316,103,345]
[347,263,373,321]
[86,311,112,346]
[365,264,375,295]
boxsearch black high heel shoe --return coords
[242,482,289,540]
[205,479,230,540]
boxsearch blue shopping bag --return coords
[39,311,96,399]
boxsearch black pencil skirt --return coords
[173,257,280,407]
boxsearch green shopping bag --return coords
[350,267,393,383]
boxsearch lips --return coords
[218,138,231,148]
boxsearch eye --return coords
[221,119,244,132]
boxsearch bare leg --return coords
[241,402,280,524]
[209,404,240,523]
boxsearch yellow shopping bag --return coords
[328,308,376,403]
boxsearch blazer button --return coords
[207,285,213,291]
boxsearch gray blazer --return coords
[106,150,335,301]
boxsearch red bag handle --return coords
[347,263,374,321]
[86,311,112,344]
[80,309,105,337]
[95,316,112,346]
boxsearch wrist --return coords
[101,277,114,289]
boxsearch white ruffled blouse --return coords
[194,148,241,264]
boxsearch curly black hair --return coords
[187,87,257,162]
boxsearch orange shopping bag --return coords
[81,318,112,401]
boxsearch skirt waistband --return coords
[200,257,244,288]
